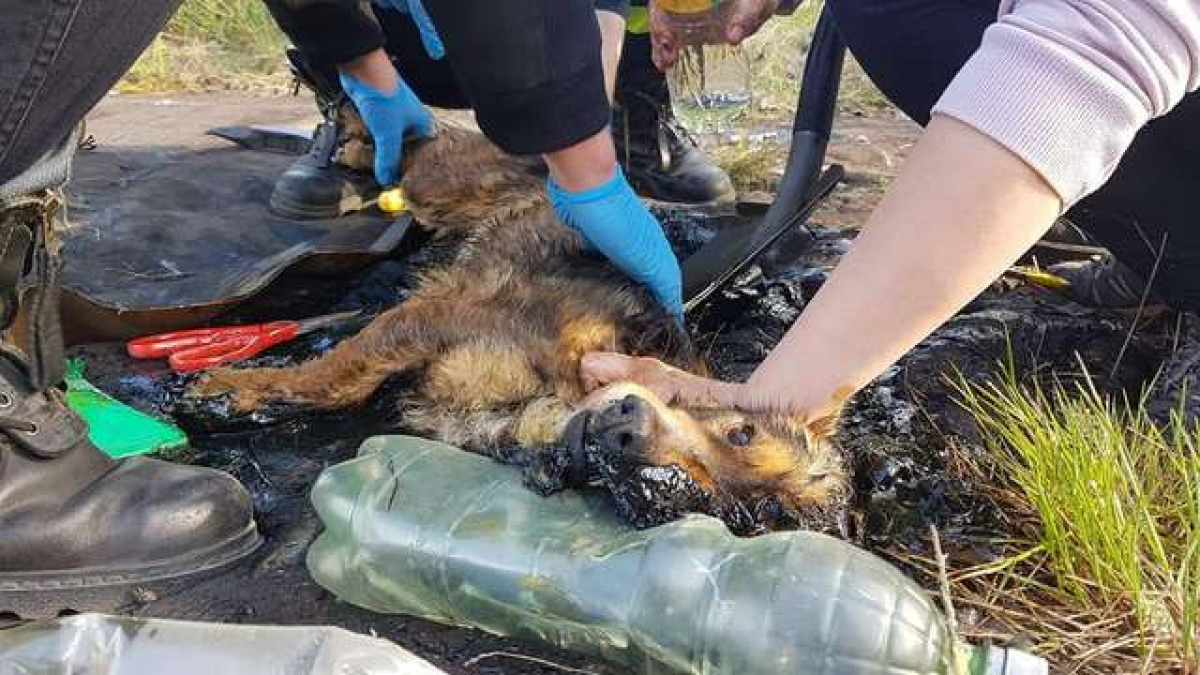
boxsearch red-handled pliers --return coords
[127,310,361,373]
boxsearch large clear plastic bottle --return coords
[308,436,1047,675]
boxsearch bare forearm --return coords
[741,115,1061,418]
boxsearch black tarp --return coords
[59,112,407,342]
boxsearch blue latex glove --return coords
[549,167,683,318]
[373,0,445,59]
[339,70,433,187]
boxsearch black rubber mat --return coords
[62,142,408,313]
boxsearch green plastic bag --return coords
[64,359,187,458]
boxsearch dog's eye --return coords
[726,424,755,446]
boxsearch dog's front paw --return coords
[188,367,280,413]
[172,367,308,432]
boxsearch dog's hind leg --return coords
[191,302,446,412]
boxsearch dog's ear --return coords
[806,386,853,441]
[805,407,842,442]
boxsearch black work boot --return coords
[614,33,735,204]
[1048,253,1155,309]
[0,194,259,616]
[269,48,378,220]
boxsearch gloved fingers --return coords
[645,262,684,318]
[410,106,435,138]
[547,168,683,317]
[405,0,446,60]
[373,137,402,187]
[339,68,435,186]
[618,210,684,316]
[602,239,683,317]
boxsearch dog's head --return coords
[561,382,849,536]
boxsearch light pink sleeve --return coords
[931,0,1200,206]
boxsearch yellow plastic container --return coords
[659,0,719,11]
[377,188,407,215]
[657,0,726,41]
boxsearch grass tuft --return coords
[121,0,287,93]
[945,357,1200,672]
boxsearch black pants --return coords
[269,0,615,157]
[827,0,1200,312]
[378,2,662,129]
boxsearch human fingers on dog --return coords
[580,352,700,404]
[581,352,634,392]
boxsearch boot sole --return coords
[0,523,260,617]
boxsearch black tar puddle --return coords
[66,205,1175,672]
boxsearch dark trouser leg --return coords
[0,0,259,606]
[825,0,996,126]
[419,0,611,156]
[827,0,1200,313]
[614,1,735,203]
[376,7,470,109]
[1068,96,1200,312]
[264,0,471,110]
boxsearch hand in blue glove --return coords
[339,69,434,188]
[549,167,683,318]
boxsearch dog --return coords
[191,122,848,535]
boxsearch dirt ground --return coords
[53,91,1163,671]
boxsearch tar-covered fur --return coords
[192,122,848,535]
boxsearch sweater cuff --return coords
[932,22,1147,206]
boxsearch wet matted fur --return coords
[192,122,848,535]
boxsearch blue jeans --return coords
[828,0,1200,311]
[0,0,179,194]
[0,0,178,387]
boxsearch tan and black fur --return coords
[192,122,848,535]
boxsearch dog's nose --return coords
[595,394,654,458]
